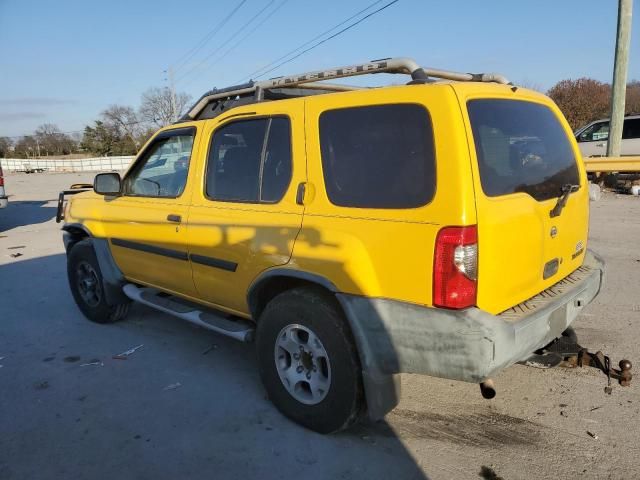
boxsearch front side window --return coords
[123,131,194,198]
[577,121,609,142]
[468,99,580,201]
[319,104,436,209]
[206,117,292,203]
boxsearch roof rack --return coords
[183,57,510,121]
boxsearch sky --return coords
[0,0,638,138]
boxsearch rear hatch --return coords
[462,92,589,315]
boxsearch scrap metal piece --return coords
[113,344,143,360]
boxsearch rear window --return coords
[467,99,579,201]
[319,104,436,209]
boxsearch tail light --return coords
[0,166,4,187]
[433,225,478,309]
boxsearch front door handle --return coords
[296,182,306,205]
[167,214,182,223]
[596,142,605,147]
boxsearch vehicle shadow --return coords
[0,253,430,480]
[0,200,57,233]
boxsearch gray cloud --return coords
[0,97,77,106]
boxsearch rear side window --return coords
[319,104,436,209]
[206,117,292,203]
[467,99,579,201]
[623,118,640,139]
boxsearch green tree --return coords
[81,120,137,156]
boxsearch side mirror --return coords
[94,173,122,195]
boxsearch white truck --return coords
[575,115,640,157]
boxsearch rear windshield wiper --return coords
[550,183,580,218]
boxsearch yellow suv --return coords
[59,58,604,433]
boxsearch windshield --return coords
[467,99,579,201]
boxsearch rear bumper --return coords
[339,249,604,384]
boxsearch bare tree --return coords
[0,137,13,157]
[102,105,141,149]
[547,78,640,130]
[33,124,76,156]
[547,78,611,130]
[519,80,544,92]
[627,80,640,115]
[13,136,38,158]
[139,87,192,128]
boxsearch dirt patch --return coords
[364,409,543,447]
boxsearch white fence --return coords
[0,156,135,173]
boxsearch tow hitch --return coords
[521,327,633,394]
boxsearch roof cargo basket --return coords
[183,57,510,121]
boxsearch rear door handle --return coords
[167,214,182,223]
[596,143,605,147]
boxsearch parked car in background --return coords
[0,164,8,208]
[575,114,640,157]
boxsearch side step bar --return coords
[122,284,254,342]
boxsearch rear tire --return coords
[67,239,129,324]
[256,287,363,434]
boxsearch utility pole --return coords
[607,0,633,157]
[168,66,178,123]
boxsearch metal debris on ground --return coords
[202,344,218,355]
[112,344,143,360]
[80,361,104,367]
[163,382,182,391]
[590,406,602,412]
[587,431,598,440]
[7,246,25,250]
[9,252,23,258]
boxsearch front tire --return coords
[256,287,363,434]
[67,239,129,324]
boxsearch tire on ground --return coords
[67,239,129,324]
[256,287,364,434]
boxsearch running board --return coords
[122,284,254,342]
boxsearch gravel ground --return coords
[0,172,638,480]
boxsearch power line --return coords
[172,0,247,73]
[253,0,400,81]
[238,0,385,82]
[181,0,289,88]
[176,0,276,84]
